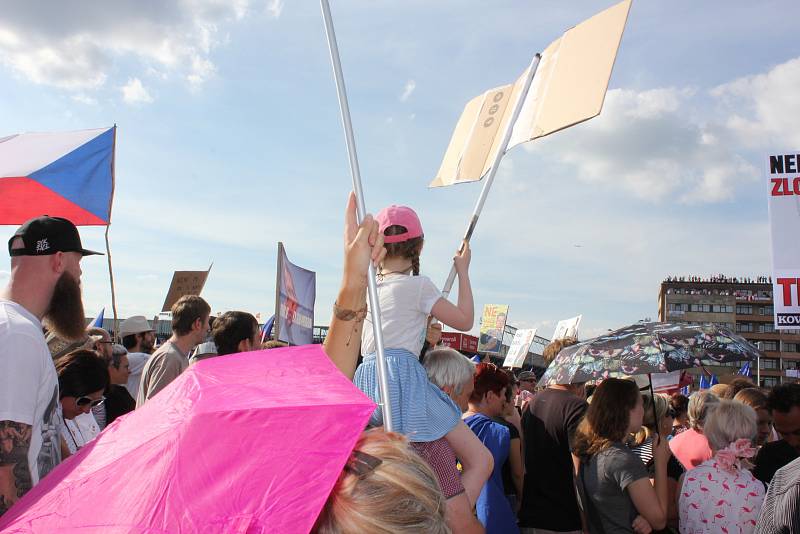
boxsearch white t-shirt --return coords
[125,351,150,399]
[61,412,100,454]
[361,274,443,355]
[0,300,62,485]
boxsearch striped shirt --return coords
[755,456,800,534]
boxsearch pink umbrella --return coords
[0,345,375,533]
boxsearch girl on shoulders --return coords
[354,204,492,506]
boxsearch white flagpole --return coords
[320,0,395,431]
[441,54,542,299]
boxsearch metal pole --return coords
[274,242,283,343]
[756,341,763,386]
[442,54,542,298]
[320,0,394,430]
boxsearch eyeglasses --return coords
[76,395,105,408]
[667,408,677,418]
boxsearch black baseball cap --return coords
[8,216,103,257]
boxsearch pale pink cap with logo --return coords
[376,205,424,244]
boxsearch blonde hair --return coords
[688,390,720,431]
[632,394,669,445]
[703,400,757,451]
[313,429,449,534]
[709,383,733,400]
[542,337,578,365]
[734,387,768,411]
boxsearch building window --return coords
[761,377,779,388]
[736,323,753,333]
[759,323,776,334]
[785,360,800,370]
[711,304,733,313]
[668,303,689,312]
[762,358,779,369]
[760,306,774,315]
[760,341,778,351]
[690,304,711,312]
[785,343,800,353]
[736,305,753,315]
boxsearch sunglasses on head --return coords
[76,395,105,408]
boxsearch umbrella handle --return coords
[647,373,659,438]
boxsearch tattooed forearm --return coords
[0,420,33,516]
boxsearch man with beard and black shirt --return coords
[0,216,101,516]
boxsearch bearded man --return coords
[0,216,100,516]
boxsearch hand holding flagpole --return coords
[320,0,395,430]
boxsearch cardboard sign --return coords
[478,304,509,354]
[161,270,210,312]
[503,328,537,368]
[553,315,582,340]
[768,153,800,329]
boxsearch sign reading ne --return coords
[767,153,800,329]
[478,304,509,354]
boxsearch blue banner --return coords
[277,244,315,345]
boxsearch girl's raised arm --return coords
[431,242,474,331]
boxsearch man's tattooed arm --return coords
[0,420,33,516]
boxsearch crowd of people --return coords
[664,275,772,284]
[1,205,799,533]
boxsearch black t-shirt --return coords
[519,388,588,531]
[105,384,136,426]
[493,417,521,496]
[754,439,800,486]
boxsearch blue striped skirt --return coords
[354,348,461,442]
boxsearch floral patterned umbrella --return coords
[539,322,761,386]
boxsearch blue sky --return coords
[1,0,798,340]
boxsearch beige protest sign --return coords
[161,269,211,312]
[430,0,631,187]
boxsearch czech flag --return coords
[0,127,115,225]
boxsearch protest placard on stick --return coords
[161,265,211,312]
[503,328,537,368]
[478,304,509,354]
[432,0,631,297]
[552,315,582,340]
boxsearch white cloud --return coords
[267,0,285,19]
[0,1,255,92]
[400,79,416,102]
[711,56,800,149]
[525,86,759,203]
[121,78,154,105]
[71,93,97,105]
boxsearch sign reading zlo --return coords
[767,153,800,328]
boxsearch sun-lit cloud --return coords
[0,0,255,93]
[121,78,154,104]
[400,79,416,102]
[525,86,759,203]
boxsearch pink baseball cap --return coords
[376,205,424,243]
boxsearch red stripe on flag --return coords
[0,177,106,225]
